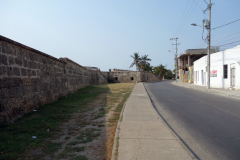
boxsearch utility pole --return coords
[170,37,180,81]
[207,0,212,89]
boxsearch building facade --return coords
[194,45,240,90]
[178,48,217,83]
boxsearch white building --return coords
[194,45,240,90]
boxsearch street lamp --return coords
[191,23,203,28]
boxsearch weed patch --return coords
[0,83,135,160]
[76,129,100,144]
[0,85,108,159]
[43,142,62,154]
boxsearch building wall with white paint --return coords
[194,45,240,90]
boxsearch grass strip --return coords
[0,85,109,160]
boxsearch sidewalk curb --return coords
[143,83,197,160]
[110,85,134,160]
[172,82,240,100]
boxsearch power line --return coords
[198,41,207,48]
[212,31,240,42]
[212,36,240,46]
[176,0,197,36]
[172,0,192,37]
[212,19,240,30]
[176,0,200,36]
[194,40,205,48]
[193,0,204,10]
[217,40,240,47]
[203,0,208,5]
[173,0,190,36]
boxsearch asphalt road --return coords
[144,81,240,160]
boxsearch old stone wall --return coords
[101,72,109,81]
[141,72,161,82]
[101,71,160,83]
[0,36,107,122]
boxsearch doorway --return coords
[230,68,235,87]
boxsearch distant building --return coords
[178,48,217,83]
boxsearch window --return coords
[224,65,228,79]
[130,77,134,80]
[115,77,118,81]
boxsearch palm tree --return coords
[139,55,151,71]
[129,52,141,71]
[144,63,153,72]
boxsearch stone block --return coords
[8,56,14,65]
[0,66,6,76]
[36,70,39,77]
[8,45,17,55]
[32,62,38,69]
[28,61,33,68]
[19,48,25,57]
[23,60,28,67]
[29,53,34,61]
[27,69,32,76]
[0,54,8,65]
[1,42,10,54]
[33,55,38,62]
[15,58,23,66]
[13,67,20,76]
[6,67,13,76]
[32,70,36,76]
[21,68,27,76]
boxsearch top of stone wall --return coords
[0,35,65,63]
[63,58,96,71]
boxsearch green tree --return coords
[165,69,174,79]
[129,52,141,71]
[140,63,153,72]
[153,64,167,79]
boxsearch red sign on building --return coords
[210,70,217,77]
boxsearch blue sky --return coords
[1,0,240,71]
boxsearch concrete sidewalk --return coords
[173,81,240,99]
[116,83,193,160]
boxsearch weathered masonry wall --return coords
[101,71,160,83]
[62,58,107,93]
[0,36,107,122]
[141,72,161,82]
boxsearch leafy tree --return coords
[165,69,174,79]
[129,52,141,71]
[153,64,167,79]
[173,69,176,74]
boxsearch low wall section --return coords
[101,71,160,83]
[0,36,107,122]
